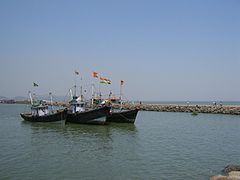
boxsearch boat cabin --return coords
[69,96,85,113]
[31,100,49,116]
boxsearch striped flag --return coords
[100,77,111,84]
[100,80,111,84]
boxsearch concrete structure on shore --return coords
[112,103,240,115]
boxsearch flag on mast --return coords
[75,70,79,75]
[100,80,111,85]
[100,77,111,82]
[93,71,98,78]
[33,82,38,87]
[120,80,124,86]
[100,77,111,84]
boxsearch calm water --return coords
[1,104,240,180]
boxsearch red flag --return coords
[120,80,124,85]
[93,71,98,78]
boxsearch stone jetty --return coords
[15,100,240,115]
[112,103,240,115]
[210,165,240,180]
[210,172,240,180]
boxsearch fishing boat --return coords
[106,80,139,123]
[20,92,67,123]
[66,96,111,125]
[106,109,139,123]
[65,72,111,125]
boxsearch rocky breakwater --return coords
[210,165,240,180]
[112,103,240,115]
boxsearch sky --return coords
[0,0,239,101]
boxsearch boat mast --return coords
[80,86,83,101]
[91,83,94,107]
[74,72,77,97]
[49,92,53,105]
[98,83,101,100]
[120,82,123,108]
[28,91,33,105]
[80,76,83,101]
[92,71,98,107]
[69,89,73,100]
[49,92,53,111]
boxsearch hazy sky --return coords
[0,0,239,101]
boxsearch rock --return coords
[211,166,240,180]
[229,171,240,179]
[210,175,227,180]
[111,103,240,115]
[223,165,240,174]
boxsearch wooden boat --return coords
[66,96,111,125]
[106,109,139,123]
[20,99,67,123]
[104,79,139,123]
[66,106,111,125]
[20,109,67,122]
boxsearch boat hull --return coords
[106,109,139,123]
[66,106,111,125]
[20,109,67,122]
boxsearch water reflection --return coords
[21,121,137,135]
[20,121,138,151]
[20,120,140,172]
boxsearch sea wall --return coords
[15,100,240,115]
[112,103,240,115]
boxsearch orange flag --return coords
[93,71,98,78]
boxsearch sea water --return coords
[0,104,240,179]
